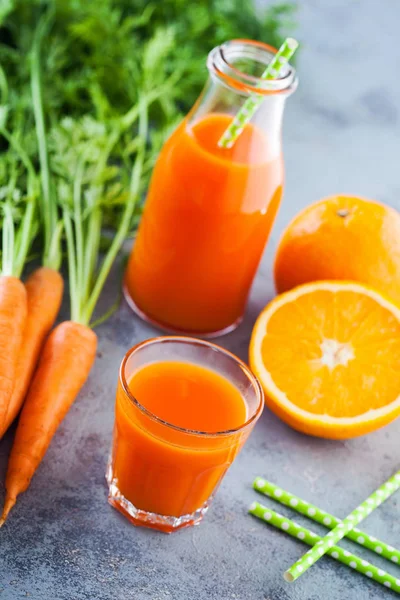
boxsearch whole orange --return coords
[274,195,400,305]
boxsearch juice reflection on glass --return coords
[107,337,264,532]
[125,39,297,336]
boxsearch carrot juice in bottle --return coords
[125,40,297,335]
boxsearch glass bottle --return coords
[124,39,298,336]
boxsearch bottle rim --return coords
[207,38,297,96]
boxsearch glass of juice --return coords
[107,337,264,532]
[124,39,297,336]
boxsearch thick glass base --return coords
[106,462,210,533]
[123,281,242,339]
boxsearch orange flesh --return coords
[261,289,400,418]
[111,360,249,520]
[125,113,283,333]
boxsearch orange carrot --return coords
[0,321,97,525]
[0,22,146,526]
[0,276,27,430]
[0,267,64,439]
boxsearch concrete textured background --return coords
[1,0,400,598]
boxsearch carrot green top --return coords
[26,11,164,326]
[62,99,147,327]
[30,12,62,273]
[0,127,38,278]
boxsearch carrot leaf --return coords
[57,99,147,326]
[30,10,61,272]
[0,129,38,277]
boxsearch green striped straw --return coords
[249,502,400,594]
[254,477,400,566]
[285,470,400,582]
[217,37,298,149]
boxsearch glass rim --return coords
[207,38,297,97]
[119,336,264,438]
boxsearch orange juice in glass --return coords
[124,39,297,336]
[107,337,264,532]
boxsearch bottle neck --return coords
[187,39,297,159]
[208,39,297,96]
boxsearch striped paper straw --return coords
[254,477,400,566]
[285,470,400,582]
[217,37,298,149]
[249,501,400,595]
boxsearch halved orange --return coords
[249,281,400,439]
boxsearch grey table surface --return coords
[1,1,400,599]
